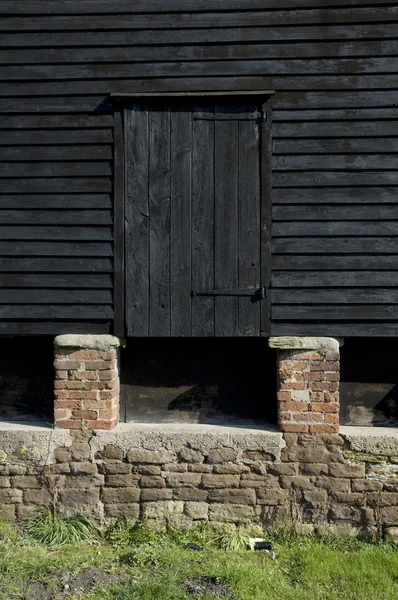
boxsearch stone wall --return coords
[0,424,397,540]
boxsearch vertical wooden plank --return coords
[238,104,261,336]
[214,104,239,337]
[170,104,192,336]
[149,104,171,337]
[113,106,125,338]
[125,102,149,337]
[261,98,272,337]
[192,104,215,337]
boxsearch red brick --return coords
[63,381,85,390]
[71,409,98,420]
[310,361,339,371]
[325,372,339,382]
[68,350,99,360]
[97,408,118,419]
[324,392,339,402]
[309,424,338,433]
[55,420,83,429]
[325,351,340,361]
[54,390,69,399]
[307,372,325,382]
[99,351,117,361]
[279,411,292,421]
[99,390,117,400]
[98,370,116,381]
[54,400,82,409]
[311,392,325,402]
[293,412,324,422]
[54,409,68,420]
[309,382,339,392]
[280,423,309,433]
[69,391,97,400]
[280,361,308,371]
[55,370,67,380]
[84,361,113,370]
[279,401,309,412]
[309,402,339,413]
[290,351,323,361]
[54,360,81,370]
[325,413,339,423]
[73,370,98,381]
[293,372,310,381]
[277,391,291,401]
[83,400,106,410]
[280,382,308,391]
[87,419,118,430]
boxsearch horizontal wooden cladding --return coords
[0,226,112,240]
[4,41,398,65]
[274,91,398,109]
[3,7,398,31]
[273,206,398,221]
[0,305,113,319]
[1,146,113,161]
[273,272,398,287]
[1,179,112,193]
[3,76,398,97]
[3,25,398,49]
[0,162,111,177]
[0,257,112,272]
[0,273,112,287]
[272,305,398,321]
[3,0,396,14]
[274,139,398,154]
[272,289,398,304]
[2,57,398,81]
[0,241,113,256]
[0,195,112,209]
[0,210,112,225]
[0,321,112,335]
[0,115,113,128]
[272,255,398,270]
[0,130,113,144]
[274,107,398,121]
[273,155,398,170]
[0,289,112,303]
[0,97,112,113]
[274,121,398,138]
[271,323,398,336]
[273,237,398,254]
[274,221,398,236]
[273,172,398,187]
[273,188,398,204]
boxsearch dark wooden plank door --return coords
[125,99,270,337]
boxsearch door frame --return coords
[111,90,274,338]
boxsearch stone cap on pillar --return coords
[54,334,120,352]
[268,336,342,352]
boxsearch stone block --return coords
[126,448,176,464]
[105,475,140,487]
[179,448,204,463]
[101,487,140,503]
[352,479,383,492]
[70,442,91,461]
[207,448,238,463]
[142,501,184,518]
[54,447,72,463]
[315,477,351,493]
[167,514,194,529]
[267,463,298,476]
[213,463,250,474]
[166,473,202,488]
[140,476,166,489]
[184,502,209,519]
[384,527,398,543]
[329,463,365,478]
[256,489,289,506]
[141,488,173,502]
[189,464,213,473]
[70,462,97,475]
[58,488,99,509]
[0,477,10,488]
[287,446,330,463]
[134,465,161,476]
[99,463,132,475]
[13,476,41,489]
[209,504,254,523]
[172,488,208,502]
[104,503,140,519]
[381,506,398,525]
[303,489,328,508]
[0,489,22,504]
[96,445,123,461]
[299,463,328,476]
[280,476,316,491]
[16,505,37,520]
[208,489,256,506]
[64,475,104,489]
[0,504,15,521]
[202,474,240,489]
[329,505,361,522]
[162,463,188,473]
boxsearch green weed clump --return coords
[25,506,100,545]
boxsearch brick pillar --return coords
[53,335,120,430]
[269,337,341,434]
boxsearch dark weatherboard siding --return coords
[1,1,398,336]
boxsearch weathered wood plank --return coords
[274,107,398,121]
[274,91,398,109]
[271,323,398,337]
[125,104,149,337]
[274,221,398,236]
[148,106,171,337]
[0,273,112,287]
[0,179,112,193]
[273,172,398,187]
[0,241,112,256]
[272,237,398,254]
[0,115,113,128]
[273,271,398,287]
[0,146,112,160]
[0,289,113,303]
[215,104,239,337]
[0,305,114,319]
[273,188,398,204]
[170,105,192,337]
[0,162,111,177]
[0,96,112,113]
[192,104,215,337]
[272,255,398,270]
[5,41,398,64]
[238,107,261,337]
[272,289,398,305]
[274,121,398,138]
[273,155,398,171]
[0,226,112,240]
[0,257,112,272]
[0,210,113,226]
[274,139,398,154]
[0,195,112,209]
[273,205,398,221]
[0,130,113,144]
[272,305,398,321]
[0,322,112,335]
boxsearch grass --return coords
[0,519,397,600]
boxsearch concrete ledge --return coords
[340,425,398,457]
[269,336,341,352]
[54,334,120,351]
[0,425,72,465]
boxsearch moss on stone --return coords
[343,450,387,465]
